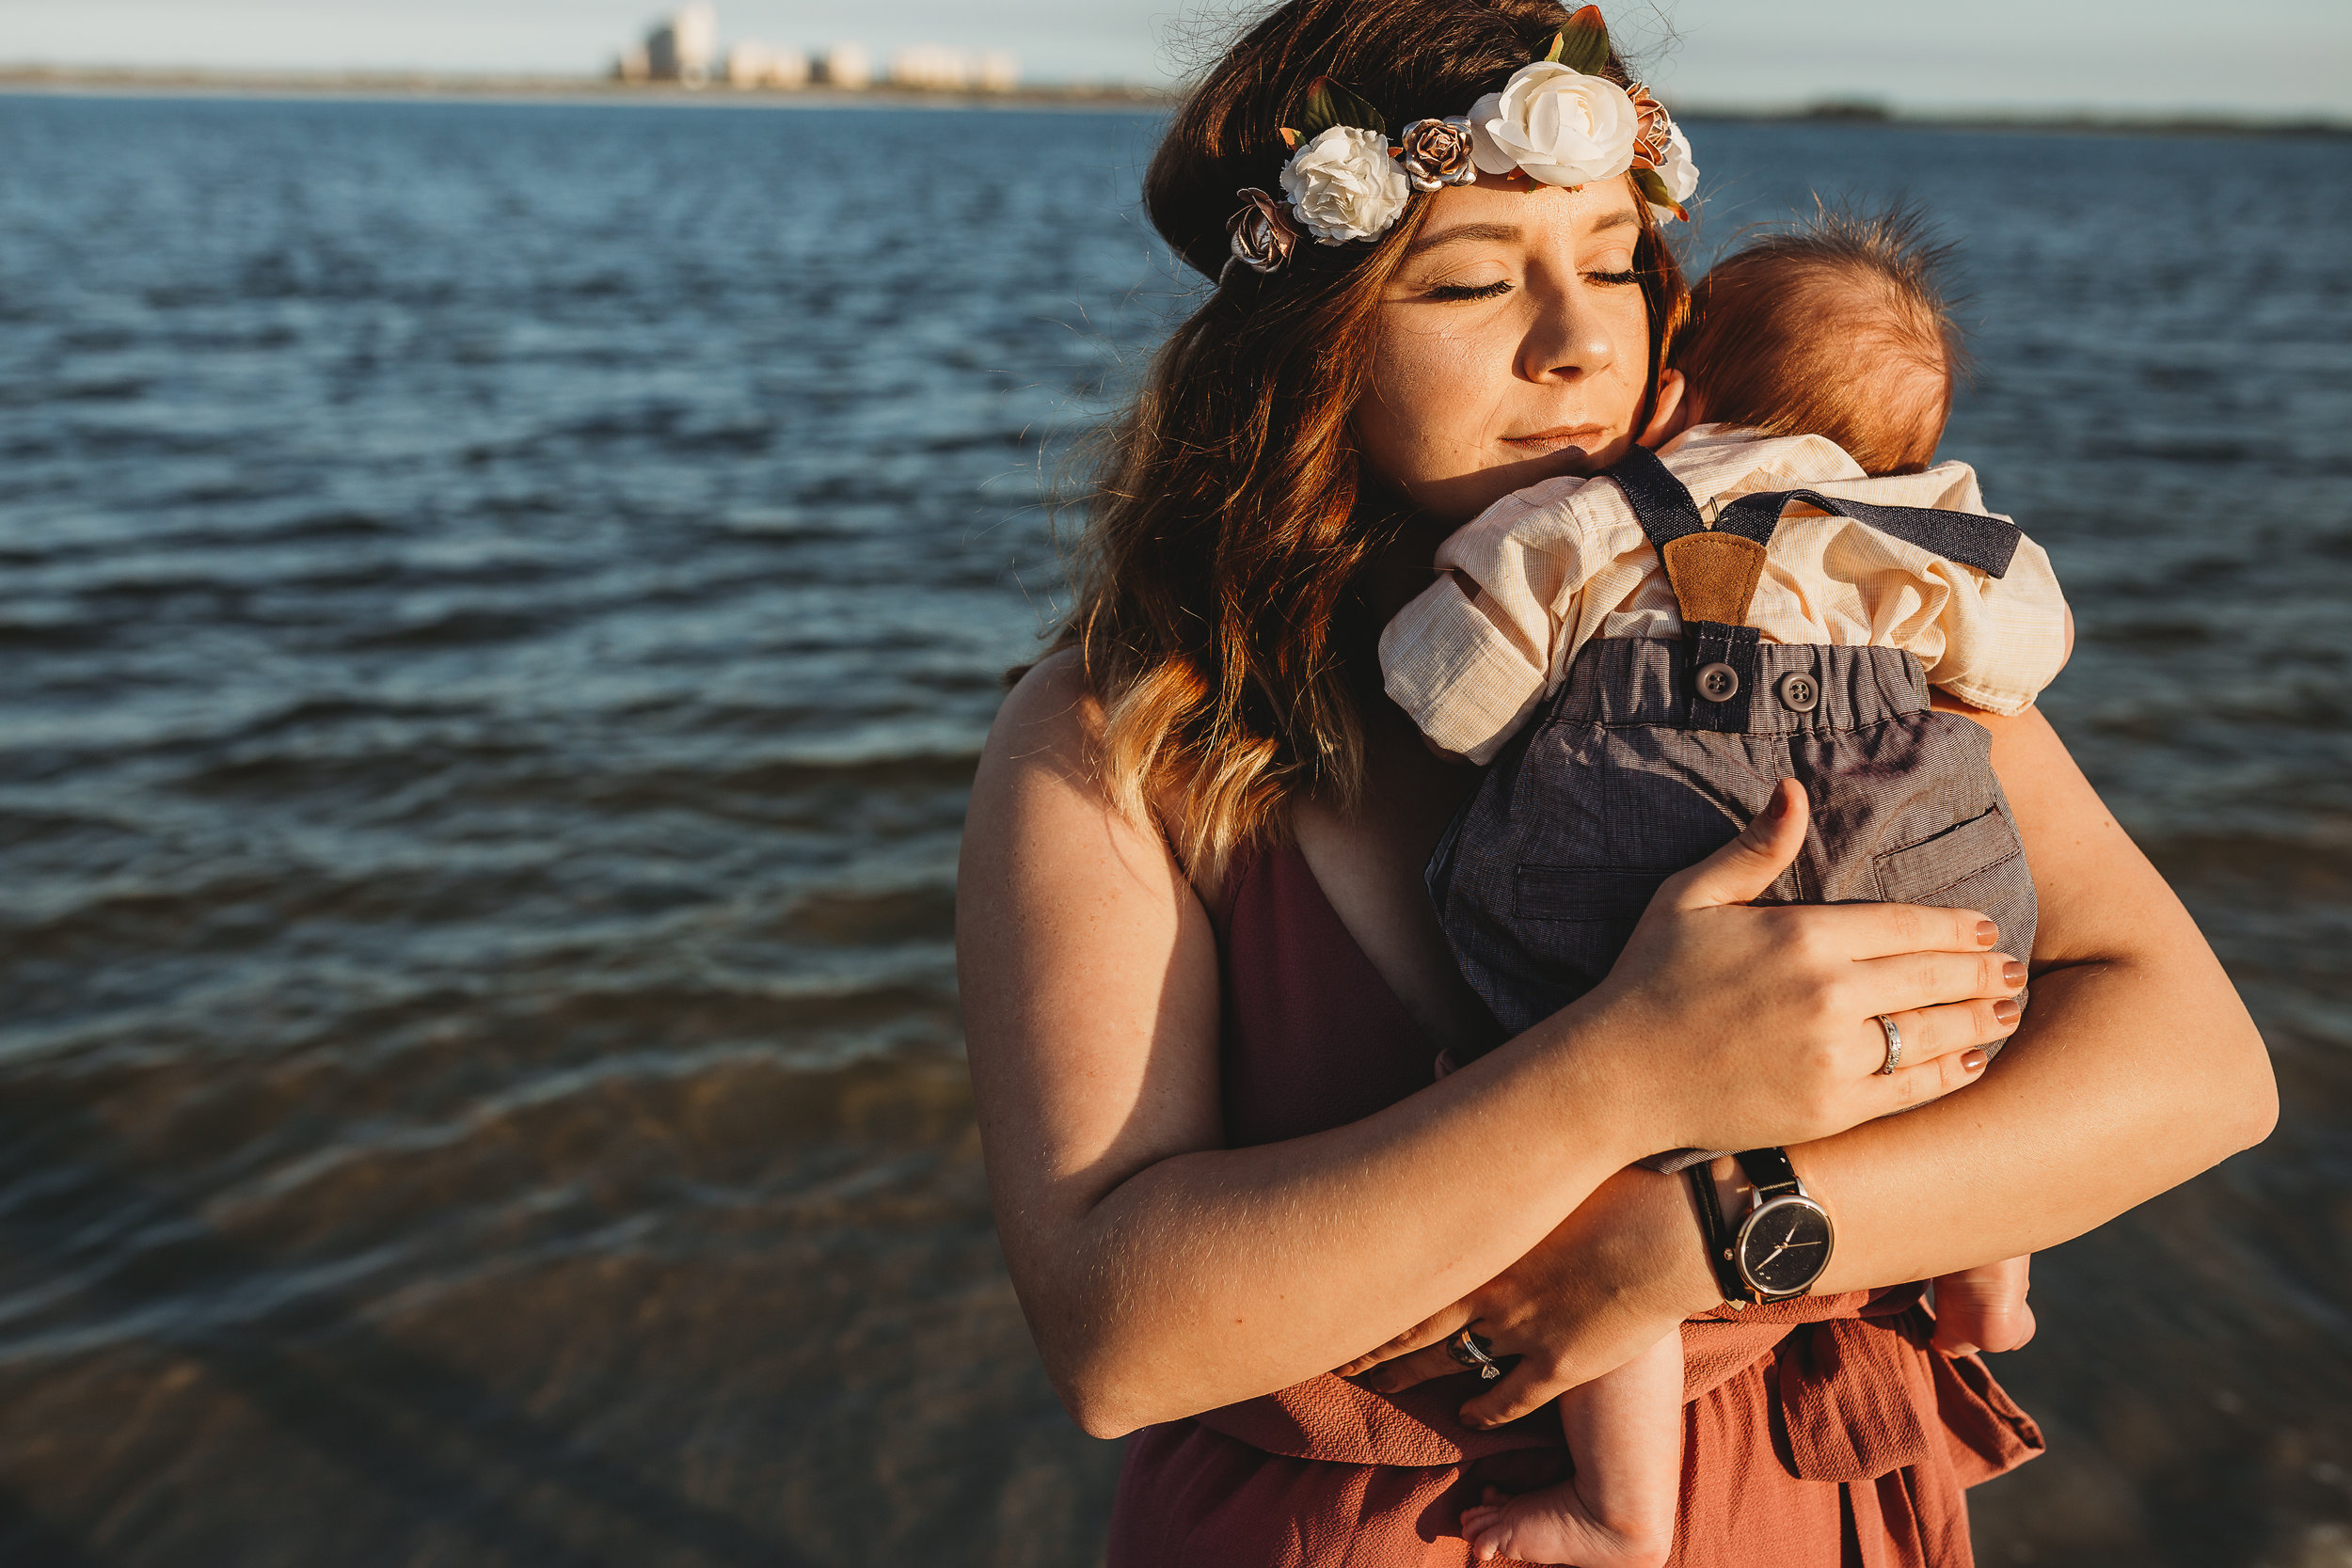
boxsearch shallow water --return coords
[0,94,2345,1565]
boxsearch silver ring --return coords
[1446,1328,1502,1381]
[1875,1014,1904,1076]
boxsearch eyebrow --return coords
[1405,205,1642,259]
[1405,221,1522,257]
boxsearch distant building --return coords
[725,40,808,88]
[644,4,718,87]
[882,46,1018,92]
[888,45,968,90]
[816,40,872,89]
[975,51,1020,92]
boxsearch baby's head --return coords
[1670,206,1965,477]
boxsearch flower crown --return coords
[1223,6,1697,283]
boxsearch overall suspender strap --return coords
[1609,447,1772,630]
[1714,489,2025,578]
[1606,446,1763,732]
[1601,450,2027,733]
[1607,443,1709,547]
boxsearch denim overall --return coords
[1426,447,2038,1159]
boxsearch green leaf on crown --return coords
[1631,166,1687,221]
[1290,77,1391,141]
[1555,5,1613,75]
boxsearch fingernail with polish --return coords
[2002,961,2028,988]
[1993,998,2021,1025]
[1963,1050,1988,1072]
[1976,920,1999,947]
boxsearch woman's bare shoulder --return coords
[978,649,1221,905]
[982,647,1101,784]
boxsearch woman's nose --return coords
[1517,291,1616,384]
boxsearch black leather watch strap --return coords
[1684,1162,1752,1306]
[1734,1147,1801,1200]
[1727,1147,1833,1301]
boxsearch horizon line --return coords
[1,63,2345,136]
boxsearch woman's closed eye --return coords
[1424,277,1512,302]
[1423,269,1640,301]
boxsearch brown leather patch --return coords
[1660,532,1769,626]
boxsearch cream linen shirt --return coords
[1379,425,2071,765]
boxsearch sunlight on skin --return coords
[1353,171,1656,527]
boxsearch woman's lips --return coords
[1501,425,1606,455]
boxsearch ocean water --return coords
[0,91,2344,1566]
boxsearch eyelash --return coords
[1423,269,1644,302]
[1426,279,1511,301]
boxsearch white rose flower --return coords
[1650,120,1699,214]
[1279,125,1411,245]
[1467,61,1639,189]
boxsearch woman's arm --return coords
[1349,705,2275,1428]
[959,653,2010,1437]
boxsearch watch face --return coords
[1737,1196,1834,1297]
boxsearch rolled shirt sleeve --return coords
[1916,535,2071,717]
[1378,575,1550,765]
[1378,474,1648,766]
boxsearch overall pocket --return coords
[1504,865,1683,1006]
[1873,804,2038,1059]
[1873,805,2024,907]
[1514,865,1677,922]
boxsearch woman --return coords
[956,0,2275,1560]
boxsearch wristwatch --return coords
[1684,1148,1836,1306]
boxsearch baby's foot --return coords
[1931,1257,2037,1357]
[1933,1290,2036,1356]
[1460,1482,1671,1568]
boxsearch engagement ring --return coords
[1446,1328,1502,1381]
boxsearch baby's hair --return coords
[1671,202,1969,476]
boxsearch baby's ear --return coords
[1638,370,1695,450]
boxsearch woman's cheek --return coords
[1360,319,1504,494]
[1600,290,1652,403]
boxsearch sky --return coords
[4,0,2349,117]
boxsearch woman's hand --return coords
[1577,778,2024,1156]
[1336,1164,1714,1429]
[1329,782,2026,1429]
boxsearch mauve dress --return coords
[1104,841,2042,1568]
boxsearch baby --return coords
[1378,211,2058,1567]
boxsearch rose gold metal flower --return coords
[1629,84,1673,172]
[1397,116,1478,193]
[1222,186,1303,281]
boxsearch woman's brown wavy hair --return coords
[1057,0,1689,876]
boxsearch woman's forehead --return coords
[1407,176,1641,260]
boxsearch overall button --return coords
[1695,662,1740,703]
[1778,671,1820,713]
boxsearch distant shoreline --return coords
[1,65,2344,139]
[0,65,1168,114]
